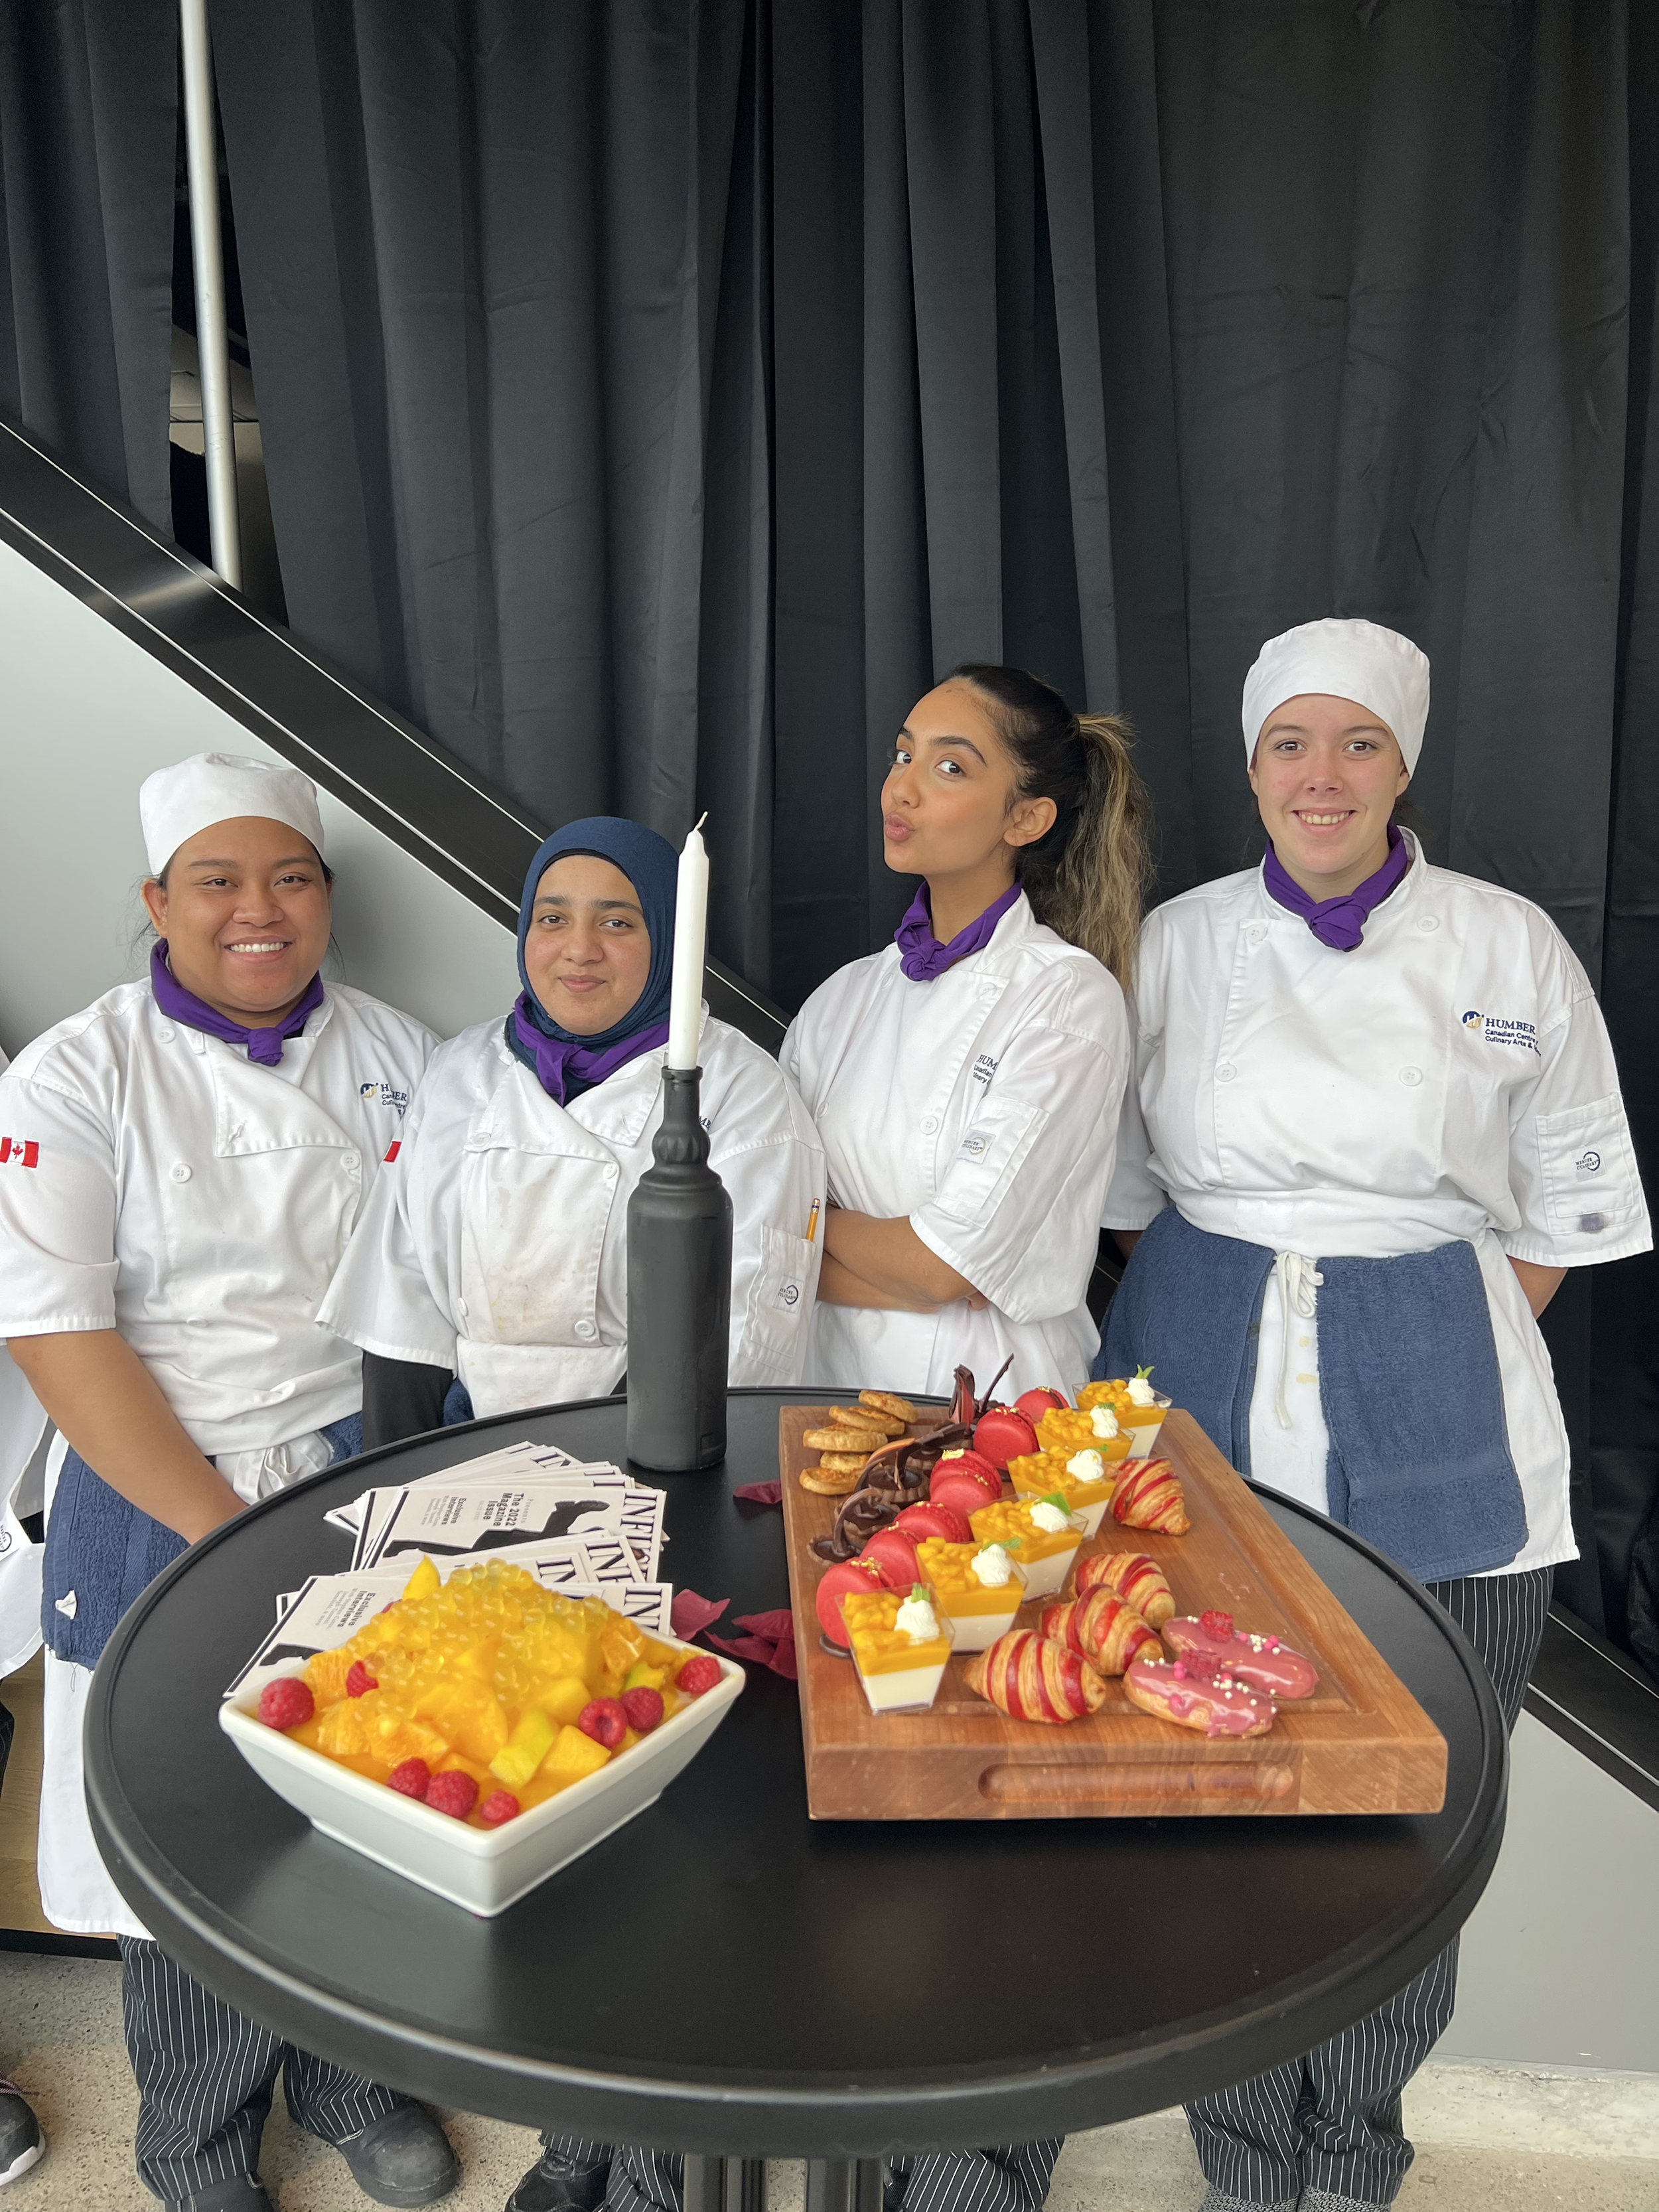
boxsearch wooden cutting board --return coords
[779,1407,1447,1820]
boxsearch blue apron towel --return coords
[1100,1207,1528,1584]
[42,1414,362,1668]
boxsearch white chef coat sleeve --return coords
[1099,1025,1168,1230]
[910,1012,1129,1325]
[1501,957,1651,1269]
[0,1070,121,1336]
[713,1066,828,1388]
[317,1110,459,1369]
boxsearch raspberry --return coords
[621,1687,664,1735]
[676,1653,722,1698]
[423,1770,479,1820]
[1200,1609,1235,1639]
[388,1759,431,1799]
[257,1677,314,1731]
[577,1698,627,1751]
[345,1660,378,1698]
[478,1790,521,1826]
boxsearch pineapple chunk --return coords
[401,1556,441,1601]
[489,1706,557,1789]
[542,1724,611,1785]
[623,1659,668,1693]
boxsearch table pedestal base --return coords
[681,2155,878,2212]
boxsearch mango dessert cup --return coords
[1078,1372,1171,1456]
[1007,1448,1116,1537]
[912,1538,1029,1652]
[968,1495,1086,1601]
[1035,1405,1134,1461]
[840,1585,955,1714]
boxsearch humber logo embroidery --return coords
[0,1138,38,1168]
[970,1052,999,1089]
[1460,1011,1539,1054]
[360,1079,411,1116]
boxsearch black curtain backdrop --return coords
[0,0,177,535]
[1,0,1654,1660]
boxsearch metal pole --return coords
[179,0,242,588]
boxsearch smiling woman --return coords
[0,751,457,2201]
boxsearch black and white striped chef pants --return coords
[1186,1566,1553,2212]
[536,2140,1064,2212]
[120,1937,403,2200]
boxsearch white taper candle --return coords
[666,815,709,1069]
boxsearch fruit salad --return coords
[255,1558,723,1828]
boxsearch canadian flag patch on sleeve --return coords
[0,1138,38,1168]
[383,1140,401,1163]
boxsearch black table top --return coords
[86,1391,1508,2156]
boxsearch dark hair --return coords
[950,663,1153,989]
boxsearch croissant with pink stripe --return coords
[964,1631,1107,1724]
[1110,1457,1190,1536]
[1039,1589,1159,1676]
[1075,1549,1176,1625]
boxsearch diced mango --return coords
[305,1648,355,1706]
[411,1678,510,1763]
[533,1676,593,1728]
[623,1660,668,1692]
[401,1556,442,1601]
[542,1724,611,1785]
[489,1704,557,1788]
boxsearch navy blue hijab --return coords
[508,816,678,1105]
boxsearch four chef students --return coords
[319,815,825,1442]
[0,627,1648,2212]
[1100,619,1652,2212]
[0,754,460,2209]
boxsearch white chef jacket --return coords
[0,978,438,1453]
[0,1049,46,1680]
[0,976,437,1935]
[319,1006,827,1414]
[1103,835,1651,1574]
[783,892,1130,1402]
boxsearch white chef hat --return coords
[139,752,327,876]
[1242,618,1431,773]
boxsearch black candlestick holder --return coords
[625,1065,734,1471]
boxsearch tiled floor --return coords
[1,1953,1654,2211]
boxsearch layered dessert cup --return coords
[968,1495,1086,1601]
[1007,1447,1116,1537]
[1035,1404,1135,1462]
[1079,1375,1172,1458]
[912,1538,1029,1652]
[840,1586,956,1714]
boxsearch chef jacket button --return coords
[456,1297,469,1319]
[170,1162,191,1182]
[1418,915,1440,932]
[920,1114,940,1134]
[1398,1066,1423,1086]
[574,1319,597,1339]
[1244,923,1265,947]
[343,1152,360,1173]
[157,1027,175,1044]
[1216,1063,1237,1083]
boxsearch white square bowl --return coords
[218,1639,744,1917]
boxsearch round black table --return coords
[87,1390,1507,2164]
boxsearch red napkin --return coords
[733,1480,783,1506]
[670,1590,730,1641]
[708,1607,798,1681]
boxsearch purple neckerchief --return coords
[508,994,670,1107]
[149,943,324,1065]
[895,881,1023,982]
[1263,826,1411,951]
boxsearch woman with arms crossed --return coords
[786,662,1147,1408]
[779,662,1147,2212]
[0,755,459,2212]
[1100,619,1650,2212]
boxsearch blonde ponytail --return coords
[952,664,1154,991]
